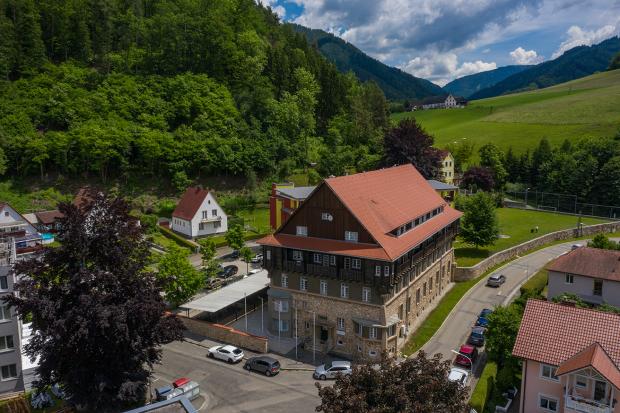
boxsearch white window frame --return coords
[337,317,345,331]
[540,364,559,382]
[384,266,390,277]
[296,226,308,236]
[321,212,332,221]
[292,250,303,261]
[362,287,371,302]
[281,274,288,288]
[0,306,10,322]
[352,258,361,270]
[313,253,322,264]
[320,280,328,296]
[575,375,587,389]
[266,250,271,260]
[330,255,336,266]
[0,335,13,352]
[0,364,17,381]
[300,277,308,291]
[375,266,381,276]
[538,394,558,412]
[0,276,8,291]
[274,300,288,313]
[340,283,349,299]
[357,323,363,335]
[212,209,217,217]
[344,231,358,242]
[369,327,377,339]
[565,273,574,284]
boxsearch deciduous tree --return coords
[459,192,499,248]
[157,245,204,307]
[240,246,253,274]
[461,166,495,192]
[225,223,245,251]
[315,351,467,413]
[3,190,184,411]
[486,306,522,365]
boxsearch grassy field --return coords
[454,208,608,266]
[237,208,270,233]
[392,70,620,154]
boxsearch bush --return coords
[228,216,245,228]
[470,361,497,413]
[495,363,518,392]
[156,199,177,217]
[519,269,548,295]
[140,214,158,234]
[157,226,198,251]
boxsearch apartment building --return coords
[258,165,461,358]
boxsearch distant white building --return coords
[171,187,228,238]
[417,94,467,110]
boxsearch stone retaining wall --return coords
[453,222,620,281]
[180,316,268,353]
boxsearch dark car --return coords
[475,316,489,328]
[244,356,280,376]
[468,327,486,346]
[454,344,478,368]
[479,308,493,319]
[218,265,238,279]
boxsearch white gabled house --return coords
[171,187,228,238]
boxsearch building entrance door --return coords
[320,326,329,343]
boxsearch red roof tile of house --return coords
[513,300,620,369]
[555,343,620,389]
[547,247,620,281]
[34,210,64,225]
[172,187,210,221]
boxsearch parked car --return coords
[486,274,506,287]
[468,327,486,346]
[218,265,238,279]
[248,269,261,275]
[475,316,489,328]
[313,361,352,380]
[228,250,240,259]
[571,243,584,250]
[208,345,244,363]
[479,308,493,319]
[244,356,280,376]
[454,345,478,368]
[448,367,470,385]
[251,253,263,263]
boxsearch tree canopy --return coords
[315,352,468,413]
[157,245,204,307]
[3,190,184,411]
[458,192,499,248]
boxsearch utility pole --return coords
[313,312,316,364]
[295,307,298,360]
[259,296,264,334]
[244,293,248,332]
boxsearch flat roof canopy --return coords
[181,270,269,313]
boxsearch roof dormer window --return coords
[344,231,358,242]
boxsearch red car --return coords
[455,344,478,368]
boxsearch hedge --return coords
[470,361,497,413]
[520,269,548,295]
[157,226,199,251]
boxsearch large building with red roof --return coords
[513,300,620,413]
[258,165,461,358]
[171,187,228,238]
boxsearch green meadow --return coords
[392,69,620,153]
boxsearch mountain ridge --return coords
[443,65,532,98]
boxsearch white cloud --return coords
[552,24,618,58]
[258,0,286,18]
[509,47,544,64]
[402,51,496,86]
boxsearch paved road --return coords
[422,241,578,362]
[154,338,321,413]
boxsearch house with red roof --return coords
[513,300,620,413]
[547,247,620,307]
[258,165,461,358]
[171,187,228,238]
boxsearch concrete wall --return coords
[454,221,620,281]
[180,316,268,353]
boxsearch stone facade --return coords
[180,316,268,353]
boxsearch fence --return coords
[505,191,620,219]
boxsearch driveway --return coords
[422,241,578,362]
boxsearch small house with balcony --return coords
[513,299,620,413]
[0,202,43,256]
[546,247,620,307]
[171,187,228,239]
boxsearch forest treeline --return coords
[0,0,389,184]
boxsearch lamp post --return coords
[244,292,248,332]
[313,311,316,364]
[258,296,264,335]
[524,187,530,209]
[451,349,473,370]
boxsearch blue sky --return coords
[259,0,620,86]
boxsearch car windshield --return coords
[491,275,500,280]
[472,332,483,338]
[232,349,242,354]
[323,362,332,370]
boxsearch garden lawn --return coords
[454,208,608,267]
[237,208,270,234]
[470,361,498,413]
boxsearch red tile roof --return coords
[513,300,620,370]
[259,165,461,261]
[34,210,64,225]
[555,343,620,389]
[172,187,210,221]
[547,247,620,281]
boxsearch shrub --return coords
[156,199,177,217]
[519,269,548,295]
[157,226,198,251]
[470,361,497,413]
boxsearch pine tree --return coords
[13,0,46,75]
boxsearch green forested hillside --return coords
[290,24,445,100]
[470,36,620,99]
[0,0,388,187]
[443,65,532,98]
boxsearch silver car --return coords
[313,360,352,380]
[486,274,506,287]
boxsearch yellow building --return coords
[439,151,454,184]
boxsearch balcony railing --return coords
[200,216,222,223]
[565,395,612,413]
[283,260,305,273]
[340,268,362,282]
[306,264,337,278]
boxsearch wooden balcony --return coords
[340,268,362,282]
[283,260,305,273]
[306,264,337,278]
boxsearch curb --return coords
[281,367,315,372]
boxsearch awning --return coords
[352,317,385,328]
[181,270,269,313]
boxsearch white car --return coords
[208,345,244,363]
[251,253,263,263]
[448,367,470,386]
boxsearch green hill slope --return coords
[470,36,620,99]
[392,69,620,153]
[444,65,532,98]
[290,24,445,100]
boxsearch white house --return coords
[171,187,228,238]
